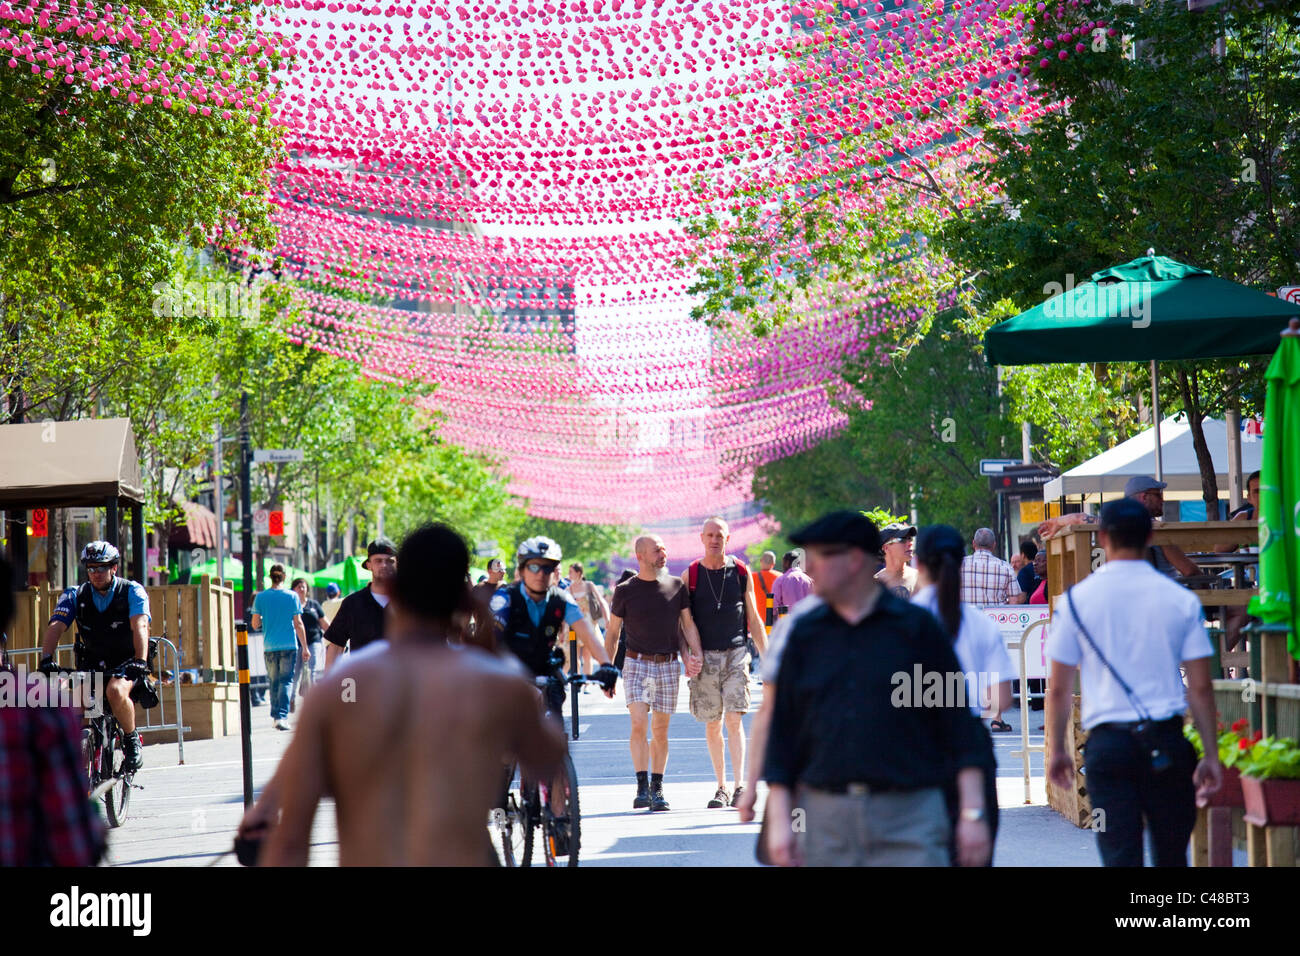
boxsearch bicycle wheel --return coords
[102,726,131,828]
[541,752,580,867]
[494,763,534,867]
[81,728,96,793]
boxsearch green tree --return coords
[939,0,1298,506]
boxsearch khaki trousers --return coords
[795,785,950,867]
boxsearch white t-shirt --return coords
[761,594,823,684]
[911,585,1014,715]
[1046,560,1212,730]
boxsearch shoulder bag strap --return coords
[1064,587,1152,722]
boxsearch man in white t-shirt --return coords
[1046,498,1222,867]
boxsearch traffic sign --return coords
[253,509,270,534]
[30,509,48,537]
[979,458,1023,476]
[67,507,95,522]
[1278,286,1300,305]
[268,511,284,536]
[990,464,1059,493]
[476,540,498,557]
[253,448,304,463]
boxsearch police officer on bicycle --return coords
[490,536,620,714]
[38,542,152,773]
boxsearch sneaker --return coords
[122,732,143,773]
[731,785,745,808]
[633,783,651,809]
[708,786,730,809]
[274,718,291,731]
[649,787,670,812]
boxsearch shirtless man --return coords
[239,524,566,866]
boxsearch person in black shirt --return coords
[291,577,329,700]
[763,511,991,867]
[324,539,396,670]
[1015,540,1040,598]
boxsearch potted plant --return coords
[1237,736,1300,827]
[1184,719,1259,808]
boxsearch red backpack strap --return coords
[687,560,700,595]
[733,558,751,591]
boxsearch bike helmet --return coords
[80,541,121,566]
[516,536,562,566]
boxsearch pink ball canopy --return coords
[3,0,1055,547]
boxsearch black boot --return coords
[122,732,143,773]
[649,782,670,812]
[633,780,651,809]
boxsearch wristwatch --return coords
[959,807,986,822]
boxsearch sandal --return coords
[990,718,1013,733]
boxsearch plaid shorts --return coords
[622,655,681,714]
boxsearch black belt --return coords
[1091,715,1183,734]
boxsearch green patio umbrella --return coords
[180,557,269,592]
[1248,320,1300,661]
[985,254,1300,480]
[341,555,369,596]
[313,557,372,593]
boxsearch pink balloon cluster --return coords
[6,0,1059,534]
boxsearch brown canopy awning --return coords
[0,418,145,508]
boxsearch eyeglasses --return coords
[524,562,557,575]
[86,564,116,573]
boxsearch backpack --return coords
[686,557,751,597]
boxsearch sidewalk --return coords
[106,677,1102,867]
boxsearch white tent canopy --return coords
[1042,416,1261,499]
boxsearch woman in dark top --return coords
[292,578,328,700]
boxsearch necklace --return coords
[703,561,728,612]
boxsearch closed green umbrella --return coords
[1248,320,1300,661]
[342,555,368,596]
[313,557,371,592]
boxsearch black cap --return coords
[879,523,917,544]
[789,510,882,553]
[914,525,965,563]
[362,537,398,569]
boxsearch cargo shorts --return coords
[687,647,750,722]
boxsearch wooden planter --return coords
[1198,766,1244,809]
[1241,776,1300,827]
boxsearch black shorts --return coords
[75,643,134,675]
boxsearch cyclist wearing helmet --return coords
[491,536,619,714]
[39,541,152,773]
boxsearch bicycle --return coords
[54,665,141,828]
[493,656,601,867]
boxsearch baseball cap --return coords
[362,537,398,569]
[325,583,340,597]
[1124,475,1167,497]
[880,523,917,545]
[789,510,883,553]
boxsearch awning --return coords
[0,418,144,508]
[1042,416,1264,498]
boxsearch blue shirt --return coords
[252,587,302,652]
[490,585,585,630]
[49,579,151,626]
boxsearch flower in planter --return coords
[1237,737,1300,780]
[1185,720,1264,767]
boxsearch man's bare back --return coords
[260,638,565,866]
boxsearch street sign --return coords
[30,509,48,537]
[67,508,95,522]
[979,458,1023,476]
[252,448,304,463]
[253,509,270,534]
[476,540,498,557]
[1278,286,1300,305]
[990,463,1059,494]
[268,511,284,536]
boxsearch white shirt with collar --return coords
[1046,560,1212,730]
[912,584,1014,715]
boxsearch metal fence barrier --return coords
[5,638,188,764]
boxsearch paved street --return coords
[102,674,1104,867]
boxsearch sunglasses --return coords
[86,564,116,573]
[524,562,557,575]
